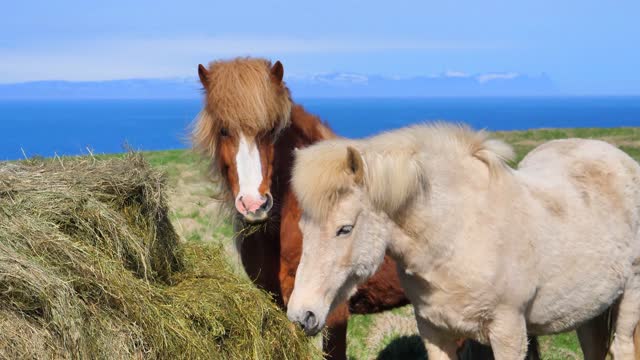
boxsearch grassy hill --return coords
[134,127,640,359]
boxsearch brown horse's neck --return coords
[238,104,333,305]
[272,105,334,199]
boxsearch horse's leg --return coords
[458,339,494,359]
[488,308,527,360]
[458,336,540,359]
[577,310,611,360]
[611,276,640,360]
[416,317,458,360]
[324,302,349,360]
[526,336,541,360]
[634,323,640,360]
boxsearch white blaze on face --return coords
[235,134,265,214]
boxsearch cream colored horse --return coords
[287,123,640,359]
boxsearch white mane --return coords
[292,122,515,220]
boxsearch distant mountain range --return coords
[0,72,557,99]
[287,72,557,97]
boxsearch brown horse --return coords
[191,57,573,359]
[192,57,407,359]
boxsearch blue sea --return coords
[1,97,639,160]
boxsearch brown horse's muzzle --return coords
[236,192,273,223]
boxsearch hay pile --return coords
[0,154,319,359]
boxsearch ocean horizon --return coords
[1,96,639,161]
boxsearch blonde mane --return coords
[191,57,293,158]
[292,123,514,220]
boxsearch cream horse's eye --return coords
[336,225,354,237]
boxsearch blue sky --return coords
[1,0,639,94]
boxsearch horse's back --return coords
[518,138,640,209]
[520,138,636,174]
[517,138,640,246]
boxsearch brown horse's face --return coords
[197,60,289,223]
[216,128,276,223]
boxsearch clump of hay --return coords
[0,154,319,359]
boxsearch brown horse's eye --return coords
[220,127,229,137]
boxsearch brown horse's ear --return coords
[271,61,284,83]
[198,64,210,88]
[346,146,364,184]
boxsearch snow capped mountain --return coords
[286,71,556,97]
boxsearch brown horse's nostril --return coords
[260,193,274,212]
[238,195,248,212]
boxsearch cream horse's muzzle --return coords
[288,309,322,336]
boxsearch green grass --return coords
[142,149,202,180]
[495,126,640,142]
[94,148,199,165]
[539,333,582,359]
[139,127,640,359]
[620,145,640,160]
[347,313,376,359]
[143,149,200,167]
[214,219,235,238]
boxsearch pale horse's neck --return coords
[381,152,510,273]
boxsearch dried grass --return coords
[0,154,319,359]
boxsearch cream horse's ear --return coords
[346,146,365,184]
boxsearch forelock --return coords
[203,57,292,135]
[292,140,357,221]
